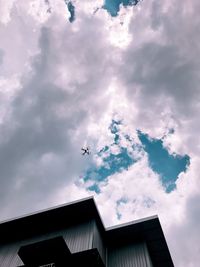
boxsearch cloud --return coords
[168,193,200,267]
[0,0,119,218]
[0,0,16,25]
[0,27,86,216]
[0,0,200,266]
[0,49,4,65]
[119,0,200,119]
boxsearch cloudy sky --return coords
[0,0,200,266]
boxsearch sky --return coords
[0,0,200,266]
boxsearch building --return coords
[0,197,174,267]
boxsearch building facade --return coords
[0,197,174,267]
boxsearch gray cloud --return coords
[168,193,200,267]
[120,0,200,118]
[0,49,4,65]
[0,9,116,218]
[115,1,200,266]
[0,28,80,215]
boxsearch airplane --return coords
[81,147,90,155]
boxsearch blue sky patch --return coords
[109,119,121,144]
[64,1,76,23]
[81,120,190,195]
[116,197,128,219]
[103,0,140,17]
[87,183,100,194]
[84,120,137,192]
[84,146,135,184]
[143,196,156,208]
[138,131,190,193]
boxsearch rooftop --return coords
[0,197,174,267]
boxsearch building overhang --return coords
[18,236,105,267]
[0,197,174,267]
[18,236,71,266]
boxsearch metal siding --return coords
[63,220,93,253]
[92,220,106,264]
[108,242,154,267]
[0,220,93,266]
[0,243,24,266]
[144,243,154,267]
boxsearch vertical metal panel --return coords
[0,220,94,266]
[63,220,93,253]
[108,242,154,267]
[144,243,154,267]
[0,243,24,267]
[92,220,106,264]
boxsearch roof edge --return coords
[106,214,158,231]
[0,196,94,226]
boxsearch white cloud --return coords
[0,0,16,25]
